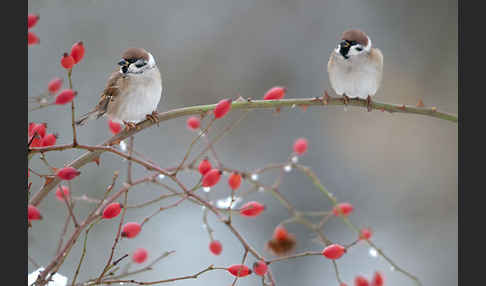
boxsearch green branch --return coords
[29,96,457,206]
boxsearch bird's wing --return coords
[369,48,383,87]
[95,70,125,118]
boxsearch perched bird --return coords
[76,48,162,129]
[327,29,383,111]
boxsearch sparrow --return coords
[327,29,383,111]
[76,48,162,129]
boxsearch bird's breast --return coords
[328,54,380,99]
[107,71,162,122]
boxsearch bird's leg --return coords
[342,94,349,105]
[366,95,372,112]
[146,111,160,126]
[123,121,137,131]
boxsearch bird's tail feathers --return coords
[75,110,98,126]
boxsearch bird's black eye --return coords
[356,46,363,52]
[134,59,146,68]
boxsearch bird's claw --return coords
[342,95,349,105]
[366,95,372,112]
[123,121,137,131]
[146,111,159,126]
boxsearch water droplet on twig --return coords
[369,247,378,258]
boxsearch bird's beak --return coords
[118,59,129,67]
[339,40,350,59]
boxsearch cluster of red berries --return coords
[29,122,57,148]
[225,260,268,277]
[61,41,85,70]
[349,271,384,286]
[28,14,40,46]
[100,202,146,263]
[45,77,77,105]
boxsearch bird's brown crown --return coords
[121,48,149,61]
[341,29,369,46]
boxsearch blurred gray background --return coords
[28,0,457,285]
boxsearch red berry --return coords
[28,123,36,136]
[55,185,70,201]
[273,225,289,241]
[102,202,122,219]
[359,228,372,240]
[57,167,80,180]
[41,133,57,147]
[227,265,252,277]
[228,172,242,190]
[209,240,222,255]
[28,31,39,46]
[332,202,354,216]
[355,276,370,286]
[293,138,308,155]
[70,41,85,64]
[48,77,63,94]
[202,169,221,187]
[213,99,232,119]
[108,119,122,135]
[29,123,46,138]
[198,159,212,175]
[121,222,142,238]
[61,53,75,69]
[322,244,346,260]
[263,86,287,100]
[239,201,265,217]
[253,261,268,276]
[28,14,39,29]
[30,137,42,148]
[371,271,384,286]
[186,116,201,130]
[28,205,42,220]
[55,89,76,105]
[132,248,148,263]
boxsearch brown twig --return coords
[67,69,78,146]
[96,189,129,283]
[94,264,220,285]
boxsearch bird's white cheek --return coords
[347,49,360,57]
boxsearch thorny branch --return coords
[26,93,453,285]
